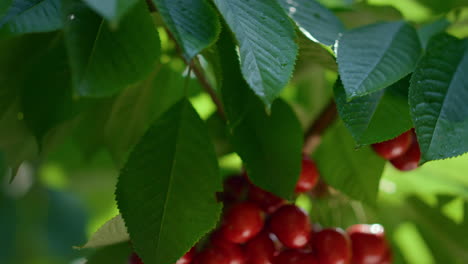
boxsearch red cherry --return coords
[192,248,229,264]
[221,202,264,244]
[129,253,143,264]
[245,232,277,264]
[378,250,392,264]
[210,231,246,264]
[224,175,249,203]
[347,224,387,264]
[372,131,412,160]
[248,184,286,214]
[312,228,351,264]
[274,250,318,264]
[269,205,312,249]
[175,247,196,264]
[295,157,320,193]
[390,137,421,171]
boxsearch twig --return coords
[303,100,338,155]
[145,0,157,12]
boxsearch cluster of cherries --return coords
[371,129,421,171]
[129,157,392,264]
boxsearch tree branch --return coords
[303,100,338,155]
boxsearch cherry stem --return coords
[303,100,338,155]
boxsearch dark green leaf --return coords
[206,113,232,157]
[314,121,386,204]
[80,214,129,249]
[0,0,62,37]
[0,198,16,264]
[0,0,12,17]
[217,29,303,199]
[81,0,138,24]
[153,0,220,61]
[278,0,345,46]
[86,242,132,264]
[337,21,421,99]
[418,18,451,49]
[335,76,413,145]
[116,99,222,264]
[63,0,160,97]
[214,0,298,107]
[409,33,468,163]
[414,0,468,14]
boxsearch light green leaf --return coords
[409,33,468,163]
[335,76,413,145]
[86,242,132,264]
[116,99,222,264]
[153,0,220,61]
[337,21,422,99]
[278,0,344,46]
[0,0,62,37]
[214,0,298,107]
[217,29,303,199]
[63,0,160,97]
[81,0,138,24]
[79,215,129,249]
[314,121,386,204]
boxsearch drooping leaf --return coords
[214,0,298,107]
[337,21,421,99]
[81,0,138,24]
[79,215,129,249]
[314,121,386,204]
[86,242,132,264]
[278,0,345,46]
[116,99,222,264]
[217,29,303,199]
[0,0,62,37]
[335,76,413,145]
[409,33,468,163]
[418,18,451,49]
[153,0,221,61]
[63,0,160,97]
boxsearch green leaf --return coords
[80,215,129,249]
[335,76,413,145]
[278,0,345,46]
[214,0,298,107]
[337,21,422,99]
[153,0,220,61]
[314,121,386,204]
[81,0,138,24]
[217,29,303,199]
[86,242,132,264]
[418,18,451,49]
[63,0,160,97]
[409,33,468,163]
[115,99,222,264]
[0,0,63,37]
[0,198,16,264]
[0,0,12,17]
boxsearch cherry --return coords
[378,250,392,264]
[274,250,318,264]
[312,228,351,264]
[221,202,264,244]
[248,184,286,214]
[347,224,387,264]
[210,231,246,264]
[269,205,312,249]
[295,157,320,193]
[192,247,229,264]
[129,253,143,264]
[175,247,196,264]
[372,130,412,160]
[245,232,276,264]
[223,175,249,204]
[390,137,421,171]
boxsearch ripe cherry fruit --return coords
[295,157,320,193]
[175,247,196,264]
[390,136,421,171]
[244,232,277,264]
[248,184,286,214]
[192,247,229,264]
[210,231,246,264]
[223,175,249,204]
[372,130,412,160]
[347,224,388,264]
[312,228,351,264]
[269,205,312,249]
[129,253,143,264]
[274,250,318,264]
[221,202,264,244]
